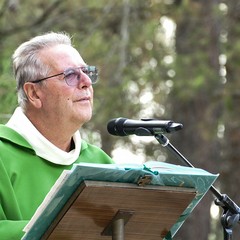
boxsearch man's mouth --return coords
[74,96,91,102]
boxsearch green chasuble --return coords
[0,125,114,239]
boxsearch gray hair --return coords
[12,32,72,110]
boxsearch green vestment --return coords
[0,125,114,239]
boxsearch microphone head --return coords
[107,117,183,137]
[107,118,127,136]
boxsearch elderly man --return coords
[0,32,114,239]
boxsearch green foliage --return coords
[0,74,17,123]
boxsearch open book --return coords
[22,161,218,240]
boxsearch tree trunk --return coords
[169,0,223,239]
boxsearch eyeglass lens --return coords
[64,66,98,86]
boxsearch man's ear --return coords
[23,82,42,108]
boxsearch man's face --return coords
[36,44,94,129]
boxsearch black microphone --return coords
[107,117,183,136]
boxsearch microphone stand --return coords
[155,133,240,240]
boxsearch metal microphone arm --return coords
[155,133,240,240]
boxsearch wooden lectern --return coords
[41,180,196,240]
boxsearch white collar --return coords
[6,107,81,165]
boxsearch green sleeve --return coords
[0,219,27,240]
[0,160,28,239]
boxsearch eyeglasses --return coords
[31,66,98,86]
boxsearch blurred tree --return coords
[219,0,240,239]
[166,0,224,239]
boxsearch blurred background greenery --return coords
[0,0,239,239]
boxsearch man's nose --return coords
[78,71,92,88]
